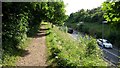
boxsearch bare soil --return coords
[16,25,48,66]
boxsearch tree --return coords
[65,7,104,24]
[102,1,120,48]
[102,1,120,28]
[46,2,67,26]
[2,2,67,50]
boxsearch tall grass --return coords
[46,23,107,67]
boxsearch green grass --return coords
[46,23,108,67]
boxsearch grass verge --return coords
[46,23,108,67]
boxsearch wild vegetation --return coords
[46,23,107,67]
[2,0,120,67]
[65,1,120,47]
[2,2,66,66]
[66,7,104,24]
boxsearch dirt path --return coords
[16,25,48,66]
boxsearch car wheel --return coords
[102,45,105,48]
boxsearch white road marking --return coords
[102,57,115,66]
[103,49,119,58]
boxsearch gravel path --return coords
[16,25,48,66]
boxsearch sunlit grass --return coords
[46,23,108,66]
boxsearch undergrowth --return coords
[46,23,107,67]
[2,38,32,66]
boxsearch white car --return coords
[97,39,112,48]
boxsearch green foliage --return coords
[65,7,104,24]
[66,19,120,46]
[46,2,67,26]
[59,26,68,33]
[102,1,120,28]
[46,23,107,66]
[102,1,120,47]
[2,2,67,66]
[65,1,120,46]
[2,38,32,66]
[3,3,29,50]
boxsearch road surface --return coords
[69,30,120,66]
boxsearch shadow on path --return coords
[34,32,51,38]
[16,24,49,66]
[40,28,50,31]
[18,49,30,57]
[4,48,30,59]
[31,27,51,38]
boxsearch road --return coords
[69,30,120,66]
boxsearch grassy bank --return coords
[46,23,107,67]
